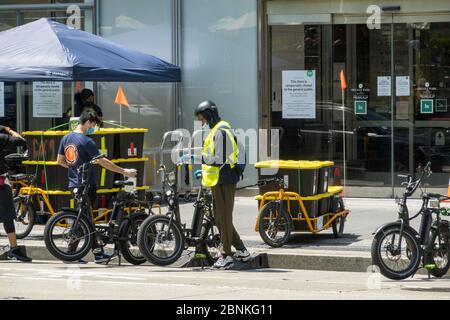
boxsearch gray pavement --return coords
[0,197,436,273]
[1,197,424,251]
[1,260,450,300]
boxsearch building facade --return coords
[0,0,449,197]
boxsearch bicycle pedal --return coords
[424,264,437,270]
[194,253,207,259]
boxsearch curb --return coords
[2,244,433,275]
[265,252,372,273]
[7,244,372,272]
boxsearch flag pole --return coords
[120,104,122,126]
[342,89,346,191]
[340,69,347,192]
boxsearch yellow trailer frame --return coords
[254,186,349,233]
[17,185,152,224]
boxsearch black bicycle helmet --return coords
[194,100,220,128]
[194,100,217,116]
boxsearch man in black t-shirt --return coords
[0,125,32,262]
[57,109,136,264]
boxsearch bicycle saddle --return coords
[9,174,33,182]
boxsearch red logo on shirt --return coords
[64,143,79,165]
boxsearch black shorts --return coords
[0,184,16,224]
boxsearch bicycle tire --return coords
[199,220,221,265]
[371,225,421,280]
[44,210,94,262]
[258,201,291,248]
[332,198,345,238]
[137,215,184,266]
[424,230,450,278]
[13,197,35,239]
[118,211,148,265]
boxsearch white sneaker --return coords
[213,255,235,269]
[233,249,251,262]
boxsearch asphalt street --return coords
[1,260,450,300]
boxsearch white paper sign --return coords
[33,81,63,118]
[396,76,410,97]
[0,82,4,117]
[282,70,316,119]
[377,76,391,97]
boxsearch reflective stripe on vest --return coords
[201,121,238,187]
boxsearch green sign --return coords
[354,100,367,115]
[436,99,448,113]
[420,99,434,114]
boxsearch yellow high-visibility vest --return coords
[201,120,238,187]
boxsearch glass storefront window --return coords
[181,0,258,185]
[98,0,173,187]
[264,2,450,196]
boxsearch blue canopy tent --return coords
[0,18,181,82]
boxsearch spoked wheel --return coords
[332,197,345,238]
[332,215,345,238]
[199,221,221,265]
[13,197,35,239]
[258,201,291,248]
[118,212,148,265]
[371,225,421,280]
[424,231,450,278]
[137,215,184,266]
[44,211,94,262]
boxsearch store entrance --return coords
[267,14,450,197]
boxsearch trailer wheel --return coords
[332,198,345,238]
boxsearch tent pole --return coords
[71,81,75,117]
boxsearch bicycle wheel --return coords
[199,220,221,265]
[13,197,35,239]
[137,214,184,266]
[118,212,148,265]
[258,201,291,248]
[332,198,346,238]
[424,230,450,278]
[371,225,421,280]
[44,210,94,262]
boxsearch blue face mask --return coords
[86,127,95,135]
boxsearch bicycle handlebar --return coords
[401,162,431,196]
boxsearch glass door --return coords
[332,21,394,196]
[269,21,334,161]
[407,20,450,189]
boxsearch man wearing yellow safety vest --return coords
[194,100,251,269]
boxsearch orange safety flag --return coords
[340,69,347,91]
[114,85,129,107]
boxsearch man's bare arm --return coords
[98,158,136,177]
[57,154,68,168]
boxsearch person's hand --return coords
[194,170,202,179]
[123,169,137,178]
[180,154,193,163]
[11,131,24,140]
[8,129,23,140]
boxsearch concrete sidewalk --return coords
[0,197,431,273]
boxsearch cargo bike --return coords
[254,161,349,247]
